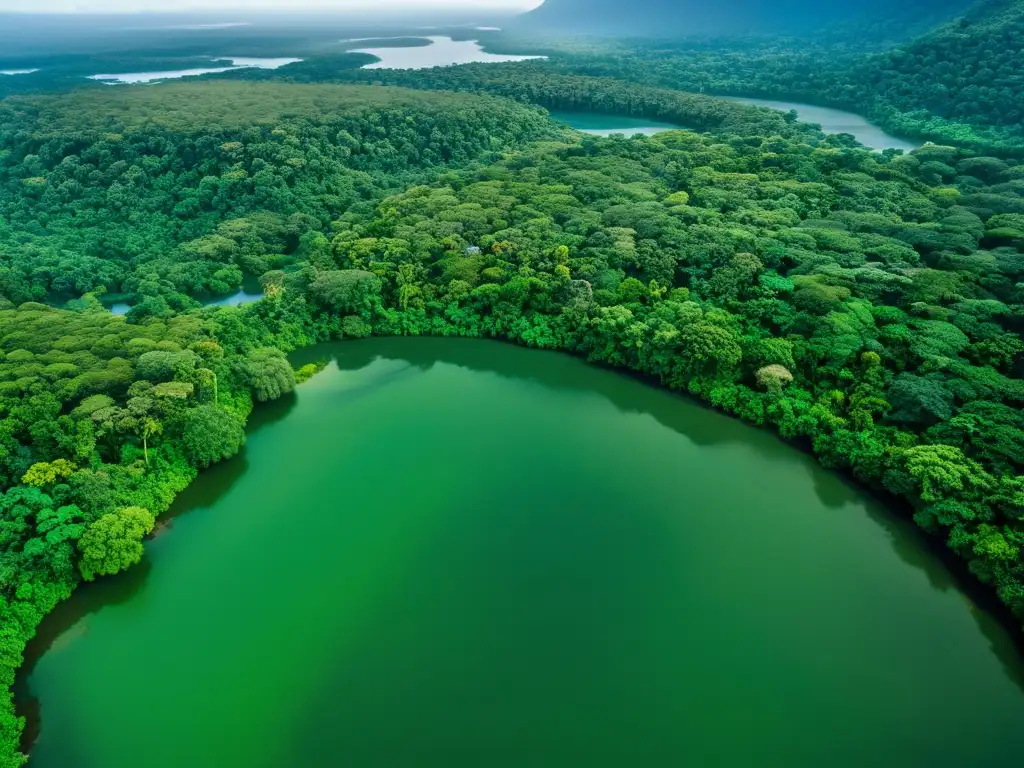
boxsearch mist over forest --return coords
[519,0,975,36]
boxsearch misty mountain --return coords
[855,0,1024,126]
[516,0,975,37]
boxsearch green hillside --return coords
[856,0,1024,128]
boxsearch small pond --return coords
[201,285,265,308]
[108,281,264,315]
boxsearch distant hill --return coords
[856,0,1024,127]
[516,0,974,37]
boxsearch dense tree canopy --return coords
[429,2,1024,153]
[1,22,1023,767]
[78,506,155,582]
[0,82,561,308]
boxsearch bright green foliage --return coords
[20,460,75,488]
[77,506,156,582]
[294,363,325,384]
[0,83,559,307]
[182,407,246,469]
[900,444,994,504]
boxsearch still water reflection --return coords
[21,338,1024,768]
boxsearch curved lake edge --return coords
[548,109,687,137]
[553,347,1024,651]
[546,101,915,151]
[14,335,1024,761]
[709,91,923,150]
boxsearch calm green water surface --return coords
[22,339,1024,767]
[550,110,683,136]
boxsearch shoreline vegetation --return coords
[1,7,1023,761]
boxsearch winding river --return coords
[719,96,919,151]
[550,103,915,150]
[20,338,1024,767]
[87,57,302,85]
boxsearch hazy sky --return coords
[0,0,541,10]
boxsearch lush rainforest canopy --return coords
[2,3,1024,766]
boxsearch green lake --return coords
[549,110,683,136]
[20,338,1024,767]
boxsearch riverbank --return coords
[715,95,919,151]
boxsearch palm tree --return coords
[141,418,162,467]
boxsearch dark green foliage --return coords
[293,63,825,144]
[888,374,955,425]
[341,316,372,339]
[136,350,198,383]
[309,270,382,314]
[857,0,1024,130]
[479,5,1024,153]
